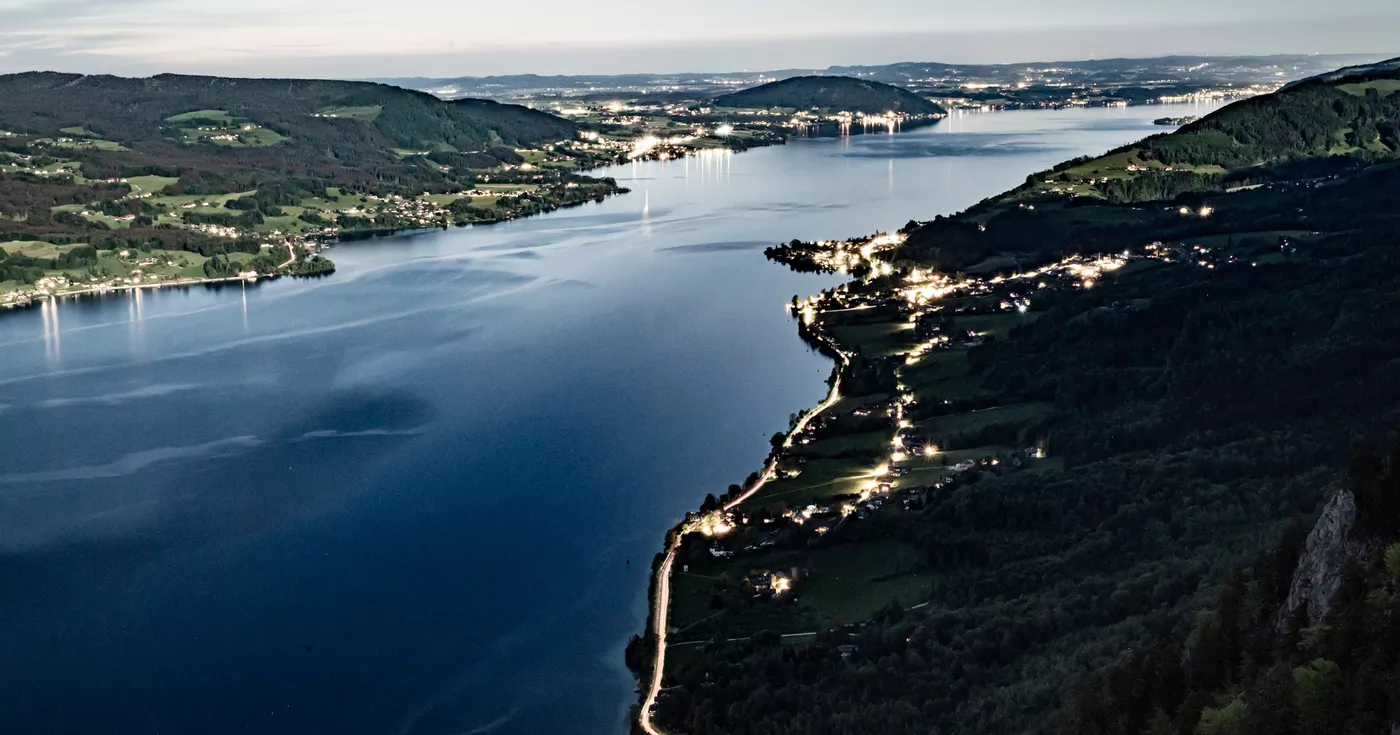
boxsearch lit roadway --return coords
[639,332,851,735]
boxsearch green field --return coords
[901,350,989,402]
[918,401,1053,436]
[741,458,876,511]
[828,320,918,357]
[125,175,180,195]
[165,109,235,124]
[182,125,286,148]
[43,137,129,152]
[148,190,257,209]
[800,540,937,625]
[796,430,892,458]
[0,241,80,259]
[314,105,382,121]
[1340,79,1400,97]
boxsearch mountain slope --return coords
[1281,53,1400,89]
[0,72,576,159]
[899,63,1400,269]
[713,76,945,115]
[651,57,1400,735]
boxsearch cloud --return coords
[0,1,1395,77]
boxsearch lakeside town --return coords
[635,220,1259,728]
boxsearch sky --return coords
[0,0,1397,78]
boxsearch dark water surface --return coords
[0,102,1219,734]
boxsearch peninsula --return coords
[633,56,1400,735]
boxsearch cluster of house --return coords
[750,569,799,598]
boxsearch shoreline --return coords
[0,271,312,311]
[636,323,853,734]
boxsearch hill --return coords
[641,56,1400,735]
[1281,53,1400,89]
[712,76,945,116]
[0,72,577,173]
[898,60,1400,269]
[0,73,623,302]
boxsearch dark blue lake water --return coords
[0,102,1219,734]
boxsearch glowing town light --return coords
[892,451,908,463]
[715,124,734,137]
[923,445,938,457]
[1199,206,1214,217]
[629,136,662,158]
[1179,206,1192,216]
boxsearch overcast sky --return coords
[0,0,1397,78]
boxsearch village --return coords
[647,220,1260,706]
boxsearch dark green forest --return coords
[1064,439,1400,735]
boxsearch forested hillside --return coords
[0,73,575,158]
[900,59,1400,269]
[648,58,1400,735]
[1065,435,1400,735]
[0,72,619,285]
[713,76,945,115]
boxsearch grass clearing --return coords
[124,175,179,195]
[1340,80,1400,98]
[918,401,1053,436]
[828,320,918,357]
[742,458,875,511]
[314,105,382,121]
[166,109,234,124]
[148,190,257,209]
[0,241,79,259]
[796,431,892,459]
[41,138,128,152]
[956,311,1038,340]
[801,540,936,625]
[185,125,286,148]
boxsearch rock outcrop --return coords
[1281,489,1361,625]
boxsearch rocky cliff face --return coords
[1281,489,1363,625]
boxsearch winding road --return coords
[638,334,851,734]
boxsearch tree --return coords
[1292,659,1344,735]
[1196,699,1250,735]
[1385,542,1400,579]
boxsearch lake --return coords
[0,101,1221,735]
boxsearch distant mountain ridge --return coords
[712,76,945,115]
[375,54,1383,94]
